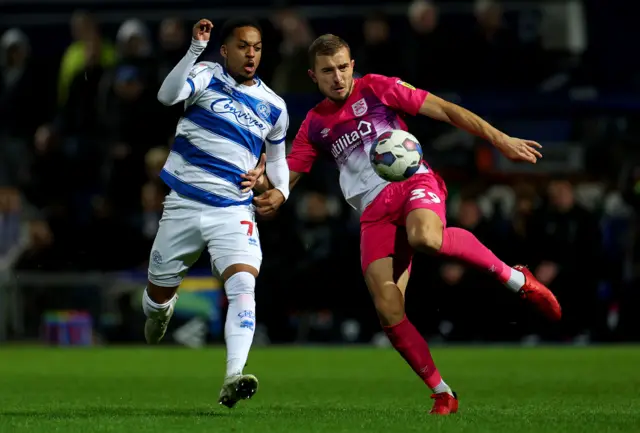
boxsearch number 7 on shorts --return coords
[241,220,254,236]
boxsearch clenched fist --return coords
[193,19,213,42]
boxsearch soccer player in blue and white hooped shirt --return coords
[143,18,290,408]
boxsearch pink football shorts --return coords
[360,172,448,276]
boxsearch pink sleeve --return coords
[366,74,429,116]
[287,114,318,173]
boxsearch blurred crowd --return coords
[2,0,640,343]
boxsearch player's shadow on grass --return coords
[0,407,225,419]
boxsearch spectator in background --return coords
[435,196,511,340]
[100,19,173,143]
[100,64,163,219]
[35,20,113,204]
[157,17,188,83]
[87,132,167,272]
[0,187,26,266]
[502,182,539,265]
[617,158,640,340]
[116,19,152,62]
[140,147,169,244]
[406,0,452,90]
[32,36,109,252]
[0,187,54,271]
[356,11,406,78]
[88,145,169,270]
[464,0,519,90]
[530,179,603,340]
[0,29,40,189]
[35,36,107,163]
[57,11,116,106]
[113,19,156,86]
[156,18,189,135]
[270,9,316,94]
[289,187,347,340]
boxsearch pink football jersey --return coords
[287,74,429,212]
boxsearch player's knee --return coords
[219,261,260,281]
[224,271,256,299]
[146,282,178,304]
[372,288,405,326]
[407,209,445,254]
[148,259,185,290]
[407,224,443,254]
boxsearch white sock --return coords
[504,268,526,292]
[432,379,453,396]
[142,288,176,319]
[224,272,256,378]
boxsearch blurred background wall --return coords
[1,0,640,347]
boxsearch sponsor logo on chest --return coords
[330,120,372,159]
[210,97,267,131]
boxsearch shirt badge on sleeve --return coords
[396,80,416,90]
[189,63,209,79]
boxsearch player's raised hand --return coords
[254,189,285,217]
[495,136,543,164]
[193,19,213,42]
[240,154,266,193]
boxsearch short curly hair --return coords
[219,17,262,44]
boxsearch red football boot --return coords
[514,265,562,321]
[429,392,459,415]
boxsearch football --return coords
[369,129,423,182]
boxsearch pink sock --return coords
[383,316,443,389]
[439,227,511,283]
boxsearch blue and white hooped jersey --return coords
[161,62,289,207]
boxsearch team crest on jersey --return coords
[396,80,416,90]
[151,250,163,265]
[351,98,368,117]
[256,101,271,121]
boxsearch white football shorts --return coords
[148,190,262,287]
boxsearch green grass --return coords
[0,346,639,432]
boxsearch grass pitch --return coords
[0,346,638,432]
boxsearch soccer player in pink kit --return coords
[249,34,561,415]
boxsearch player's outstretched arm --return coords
[157,19,212,106]
[418,93,543,164]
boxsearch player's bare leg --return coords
[364,257,458,415]
[143,283,179,344]
[405,208,561,321]
[218,263,260,408]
